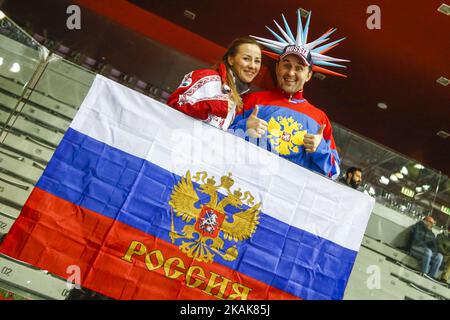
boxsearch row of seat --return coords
[0,254,73,300]
[361,235,420,270]
[0,95,69,133]
[344,235,450,300]
[0,279,47,300]
[0,34,90,299]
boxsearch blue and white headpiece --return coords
[250,10,350,77]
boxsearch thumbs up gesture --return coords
[304,124,326,153]
[246,106,268,138]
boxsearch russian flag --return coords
[0,75,374,300]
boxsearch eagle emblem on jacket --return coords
[169,170,261,263]
[268,116,307,155]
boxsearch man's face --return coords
[424,219,435,230]
[276,55,312,94]
[348,170,362,189]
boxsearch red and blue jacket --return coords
[229,89,340,179]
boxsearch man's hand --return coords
[246,106,268,138]
[304,124,326,153]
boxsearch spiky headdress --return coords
[251,10,349,78]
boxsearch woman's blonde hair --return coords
[221,37,261,111]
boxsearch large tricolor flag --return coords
[0,75,374,300]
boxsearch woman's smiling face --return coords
[227,43,262,84]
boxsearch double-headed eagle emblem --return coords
[268,116,307,155]
[169,171,261,263]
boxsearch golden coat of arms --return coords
[267,116,307,155]
[168,171,261,263]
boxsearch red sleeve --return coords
[322,114,338,151]
[166,70,229,120]
[239,92,259,115]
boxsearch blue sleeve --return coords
[309,139,341,179]
[411,222,426,248]
[228,114,248,133]
[432,238,438,253]
[228,108,257,136]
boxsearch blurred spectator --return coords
[437,227,450,284]
[338,167,362,190]
[409,216,443,279]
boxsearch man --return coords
[229,10,347,179]
[437,227,450,283]
[339,167,363,190]
[409,216,443,279]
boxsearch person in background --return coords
[167,37,262,131]
[437,226,450,284]
[339,167,362,190]
[409,216,443,279]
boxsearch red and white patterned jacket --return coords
[167,63,236,130]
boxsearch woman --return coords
[167,37,262,130]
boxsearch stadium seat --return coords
[0,254,73,300]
